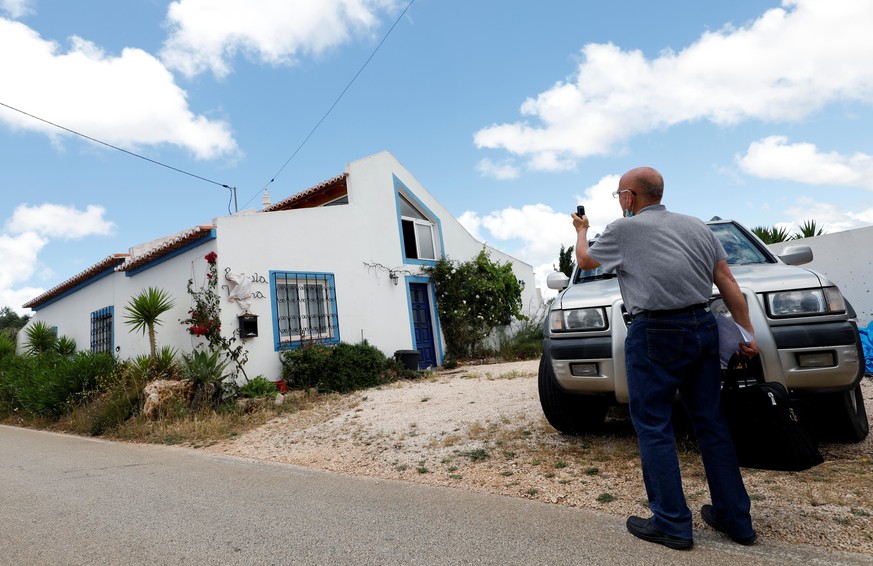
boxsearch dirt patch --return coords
[207,361,873,555]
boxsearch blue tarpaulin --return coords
[859,321,873,374]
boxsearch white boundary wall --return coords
[769,226,873,326]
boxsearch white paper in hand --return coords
[716,314,753,366]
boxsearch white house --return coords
[22,151,541,380]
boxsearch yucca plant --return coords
[124,287,175,359]
[181,349,230,410]
[24,321,58,355]
[57,336,77,357]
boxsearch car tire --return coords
[810,384,869,442]
[538,354,609,434]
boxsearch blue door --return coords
[409,283,437,369]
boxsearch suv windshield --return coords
[708,222,773,265]
[574,265,616,283]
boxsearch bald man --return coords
[572,167,758,550]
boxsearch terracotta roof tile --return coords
[261,173,348,212]
[117,225,215,272]
[23,254,129,309]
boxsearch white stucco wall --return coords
[769,226,873,326]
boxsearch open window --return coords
[398,193,438,261]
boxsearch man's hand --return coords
[738,338,759,357]
[572,212,589,233]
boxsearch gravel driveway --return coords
[208,360,873,556]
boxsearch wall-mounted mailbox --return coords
[238,314,258,338]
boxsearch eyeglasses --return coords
[611,189,636,198]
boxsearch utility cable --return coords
[0,101,232,189]
[242,0,416,209]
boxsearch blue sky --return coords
[2,0,873,313]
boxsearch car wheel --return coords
[810,385,869,442]
[538,354,609,434]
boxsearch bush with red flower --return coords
[180,252,249,380]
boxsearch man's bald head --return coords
[620,167,664,202]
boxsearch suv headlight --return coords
[549,308,607,331]
[765,287,845,318]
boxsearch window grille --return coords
[90,306,113,353]
[273,272,339,349]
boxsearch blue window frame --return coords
[394,176,444,265]
[90,306,114,353]
[271,271,340,350]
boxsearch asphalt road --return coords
[0,425,867,565]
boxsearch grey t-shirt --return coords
[587,205,726,316]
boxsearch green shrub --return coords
[322,342,390,393]
[280,342,334,390]
[0,333,15,360]
[0,351,115,417]
[281,340,394,393]
[56,336,77,357]
[239,376,278,398]
[421,250,525,359]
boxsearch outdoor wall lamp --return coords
[518,279,526,290]
[389,271,399,286]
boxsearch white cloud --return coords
[0,231,47,291]
[737,136,873,190]
[459,175,623,288]
[160,0,399,78]
[475,0,873,172]
[781,196,871,234]
[6,203,115,238]
[0,203,116,313]
[0,18,238,159]
[457,210,484,241]
[0,0,33,19]
[475,158,519,180]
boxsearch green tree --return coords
[422,249,525,359]
[554,245,575,277]
[124,287,175,359]
[0,306,30,339]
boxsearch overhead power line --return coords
[0,101,232,189]
[243,0,416,209]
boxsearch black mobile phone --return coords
[576,205,585,217]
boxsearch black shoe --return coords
[626,516,693,550]
[700,504,758,545]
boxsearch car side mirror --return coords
[547,271,570,290]
[778,245,813,266]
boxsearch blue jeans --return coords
[625,307,754,540]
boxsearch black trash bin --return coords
[394,349,420,371]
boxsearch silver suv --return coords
[539,219,869,442]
